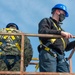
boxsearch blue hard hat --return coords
[52,4,69,17]
[6,23,19,30]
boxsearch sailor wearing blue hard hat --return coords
[6,23,19,30]
[51,4,69,22]
[38,4,74,72]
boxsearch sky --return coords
[0,0,75,73]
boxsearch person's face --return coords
[56,9,66,22]
[59,10,65,16]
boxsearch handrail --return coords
[0,33,75,38]
[0,33,75,75]
[67,48,75,60]
[20,33,25,75]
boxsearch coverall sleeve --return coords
[24,36,33,67]
[38,18,61,35]
[65,40,75,51]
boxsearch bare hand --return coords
[61,31,73,39]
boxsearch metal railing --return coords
[0,33,75,75]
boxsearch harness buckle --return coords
[38,44,57,58]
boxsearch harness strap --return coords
[0,55,20,70]
[39,18,66,50]
[5,28,21,51]
[35,64,39,72]
[38,44,57,57]
[39,18,66,58]
[0,28,21,53]
[50,19,66,49]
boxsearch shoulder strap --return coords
[46,18,66,49]
[45,18,57,44]
[0,28,21,51]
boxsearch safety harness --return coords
[0,28,21,70]
[39,18,66,57]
